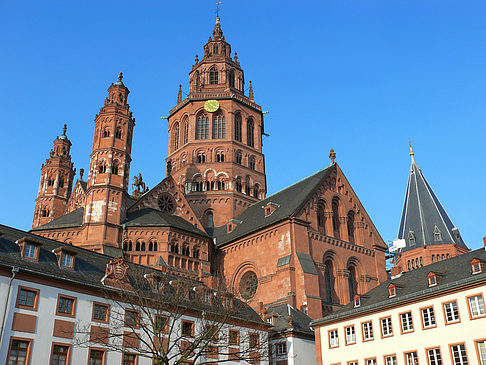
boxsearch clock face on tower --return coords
[204,99,220,113]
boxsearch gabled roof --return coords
[267,303,314,337]
[124,208,208,237]
[31,208,84,231]
[397,154,467,252]
[213,164,335,246]
[311,247,486,327]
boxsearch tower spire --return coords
[248,81,254,101]
[213,12,223,39]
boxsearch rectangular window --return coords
[385,355,397,365]
[229,330,239,345]
[125,310,140,328]
[8,339,30,365]
[56,295,75,317]
[405,351,419,365]
[366,359,377,365]
[422,307,436,328]
[348,362,358,365]
[381,317,393,337]
[60,254,73,268]
[17,287,38,310]
[345,326,355,344]
[24,244,37,259]
[362,321,373,341]
[249,333,259,349]
[181,321,194,337]
[276,342,287,356]
[400,312,414,333]
[329,329,339,347]
[88,349,104,365]
[155,316,168,334]
[50,344,70,365]
[427,348,442,365]
[468,295,486,318]
[450,344,468,365]
[476,340,486,365]
[443,301,460,323]
[122,353,136,365]
[92,303,108,322]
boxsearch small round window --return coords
[239,271,258,300]
[158,193,175,214]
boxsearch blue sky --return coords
[1,1,485,249]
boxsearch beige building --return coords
[311,247,486,365]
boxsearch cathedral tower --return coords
[32,125,75,228]
[82,73,135,252]
[166,17,267,229]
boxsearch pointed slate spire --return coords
[397,149,467,252]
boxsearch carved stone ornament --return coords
[106,257,129,280]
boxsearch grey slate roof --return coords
[0,224,265,325]
[31,208,84,230]
[311,247,486,326]
[397,155,467,252]
[267,303,314,337]
[124,208,208,237]
[214,164,335,246]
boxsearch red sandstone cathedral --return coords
[31,17,466,321]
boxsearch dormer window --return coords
[353,295,361,308]
[408,231,416,246]
[263,202,280,217]
[17,237,42,261]
[25,244,37,259]
[427,272,438,287]
[471,259,483,274]
[433,226,442,241]
[388,285,397,298]
[53,247,77,269]
[61,253,73,268]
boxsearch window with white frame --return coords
[468,295,486,318]
[472,262,482,274]
[345,326,355,344]
[451,344,468,365]
[24,243,37,259]
[422,307,436,328]
[348,362,358,365]
[385,355,397,365]
[61,253,73,268]
[444,301,460,323]
[477,340,486,365]
[427,348,442,365]
[405,351,419,365]
[400,311,414,332]
[362,321,373,340]
[329,329,339,347]
[381,317,393,336]
[276,342,286,356]
[366,359,377,365]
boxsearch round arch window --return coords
[158,193,175,214]
[239,271,258,300]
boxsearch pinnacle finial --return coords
[62,124,67,136]
[329,149,336,164]
[118,72,123,82]
[177,84,182,104]
[249,81,254,101]
[408,139,414,156]
[216,1,222,17]
[213,6,223,39]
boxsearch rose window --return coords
[158,193,175,214]
[239,271,258,300]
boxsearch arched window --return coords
[58,178,64,188]
[245,176,251,195]
[213,45,218,55]
[348,265,358,302]
[41,207,50,217]
[196,113,209,140]
[209,67,218,85]
[247,118,254,147]
[213,113,225,139]
[217,180,225,191]
[148,241,153,251]
[172,122,180,151]
[347,211,355,244]
[47,178,55,186]
[192,247,200,259]
[103,127,110,138]
[123,241,128,251]
[317,200,326,234]
[206,211,214,228]
[115,127,122,139]
[253,184,259,199]
[249,157,256,170]
[170,243,179,254]
[196,153,206,163]
[182,117,189,145]
[229,69,235,87]
[153,241,158,251]
[98,162,107,174]
[135,242,141,251]
[140,241,146,251]
[234,113,242,142]
[236,151,242,164]
[235,177,242,193]
[128,241,133,251]
[216,152,224,162]
[112,160,119,175]
[324,260,334,303]
[193,178,203,192]
[432,255,435,263]
[332,197,340,240]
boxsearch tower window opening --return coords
[253,184,259,199]
[213,45,219,55]
[112,160,119,175]
[216,152,225,162]
[193,247,200,259]
[229,69,235,88]
[433,226,442,241]
[324,260,334,303]
[317,200,326,234]
[115,127,122,139]
[206,212,214,228]
[135,242,141,251]
[245,176,251,195]
[236,151,242,164]
[217,180,225,190]
[193,180,203,192]
[41,207,50,217]
[98,163,106,174]
[172,122,180,151]
[249,157,256,170]
[148,241,153,251]
[103,128,110,138]
[234,113,242,142]
[213,113,226,139]
[209,67,218,85]
[182,118,189,145]
[196,114,209,140]
[47,178,55,187]
[332,197,341,240]
[197,153,206,163]
[140,241,146,251]
[347,211,355,244]
[58,178,64,188]
[247,118,254,147]
[235,178,242,193]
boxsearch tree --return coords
[74,258,269,364]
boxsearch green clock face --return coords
[204,99,220,113]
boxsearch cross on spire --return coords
[408,139,414,156]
